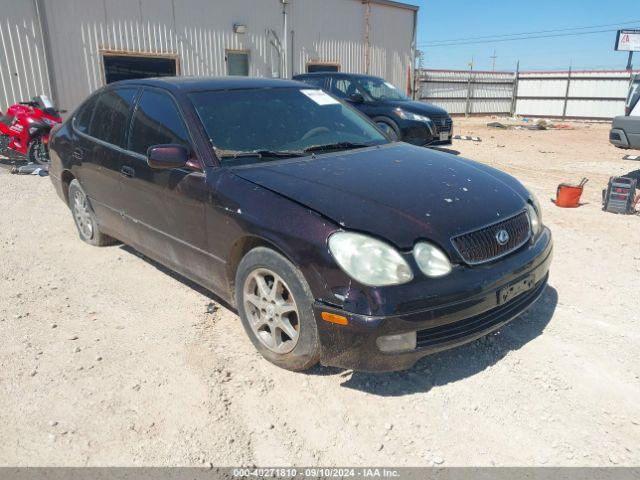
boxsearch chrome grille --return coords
[430,115,453,134]
[451,211,531,265]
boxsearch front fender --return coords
[208,168,348,306]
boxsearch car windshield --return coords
[357,77,408,101]
[189,87,388,165]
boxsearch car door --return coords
[119,87,212,286]
[73,87,139,237]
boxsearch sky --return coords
[415,0,639,71]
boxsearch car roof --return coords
[107,76,309,93]
[294,72,381,80]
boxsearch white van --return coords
[610,74,640,149]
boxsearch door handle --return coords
[72,148,83,160]
[120,165,135,178]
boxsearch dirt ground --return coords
[1,117,639,467]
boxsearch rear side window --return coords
[128,89,190,155]
[297,76,326,89]
[89,88,138,148]
[74,95,98,134]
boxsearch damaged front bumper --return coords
[313,228,553,372]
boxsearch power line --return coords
[419,19,640,47]
[420,28,630,48]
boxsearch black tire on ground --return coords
[372,116,401,142]
[27,137,50,165]
[0,135,8,153]
[68,179,117,247]
[235,247,320,371]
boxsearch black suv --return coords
[293,72,453,146]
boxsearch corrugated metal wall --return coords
[0,0,52,112]
[417,70,515,115]
[0,0,415,113]
[515,70,633,119]
[291,0,414,90]
[418,69,638,119]
[42,0,287,111]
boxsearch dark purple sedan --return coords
[48,77,552,372]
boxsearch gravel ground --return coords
[1,117,639,466]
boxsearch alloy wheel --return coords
[72,190,94,239]
[243,268,300,354]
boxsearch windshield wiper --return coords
[303,142,373,153]
[215,149,305,160]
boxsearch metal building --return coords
[0,0,418,113]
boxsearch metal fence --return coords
[417,68,639,119]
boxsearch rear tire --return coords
[68,179,117,246]
[0,135,8,154]
[27,136,49,165]
[235,247,320,371]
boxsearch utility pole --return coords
[363,0,371,74]
[465,56,474,117]
[490,50,497,71]
[510,60,520,117]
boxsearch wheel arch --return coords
[226,234,295,306]
[371,115,401,139]
[60,169,76,205]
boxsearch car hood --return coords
[231,143,530,251]
[384,100,449,117]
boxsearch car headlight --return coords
[527,202,541,237]
[413,242,452,277]
[328,232,413,287]
[394,108,432,123]
[526,190,542,237]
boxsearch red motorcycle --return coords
[0,95,64,165]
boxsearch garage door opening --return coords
[306,63,340,73]
[103,54,178,84]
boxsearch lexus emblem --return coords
[441,118,446,126]
[495,229,510,245]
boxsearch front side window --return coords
[128,90,190,156]
[189,87,387,165]
[330,78,361,99]
[357,77,408,101]
[88,88,138,148]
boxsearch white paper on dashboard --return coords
[301,89,340,106]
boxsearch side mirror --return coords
[348,93,365,103]
[146,144,189,169]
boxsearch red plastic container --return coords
[555,178,588,208]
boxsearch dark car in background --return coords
[293,72,453,146]
[49,77,551,373]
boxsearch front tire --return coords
[235,247,320,371]
[68,179,117,246]
[373,117,400,142]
